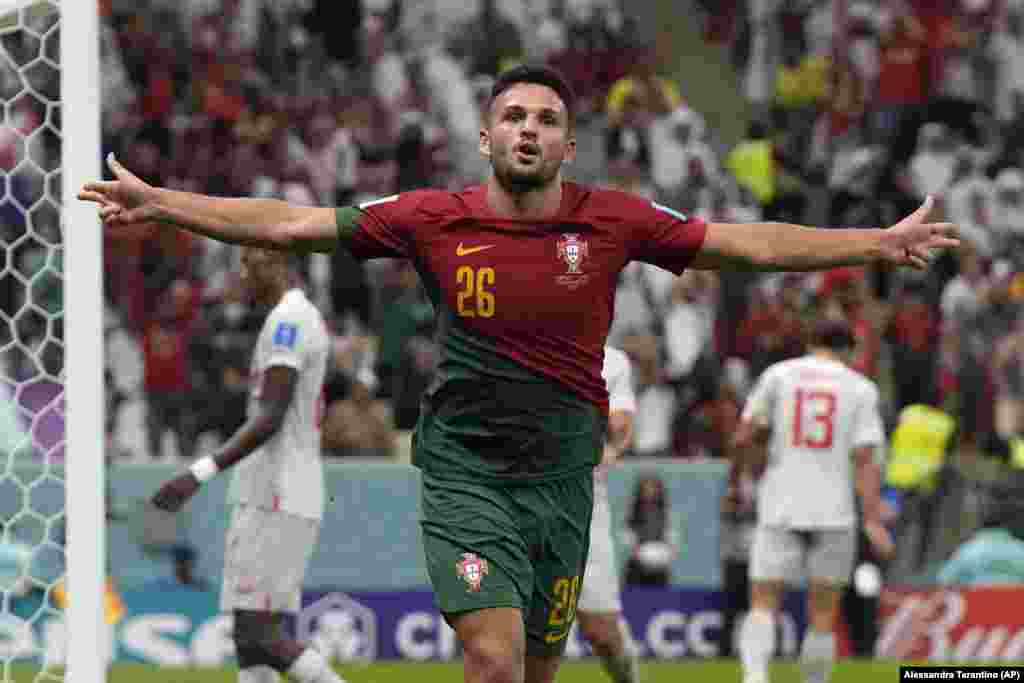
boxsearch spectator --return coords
[993,314,1024,440]
[874,11,930,140]
[375,262,436,430]
[622,475,677,586]
[322,369,396,458]
[989,4,1024,124]
[907,123,960,202]
[946,150,997,256]
[142,281,199,460]
[622,335,676,458]
[447,0,524,77]
[937,492,1024,585]
[990,167,1024,263]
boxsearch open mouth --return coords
[515,142,540,161]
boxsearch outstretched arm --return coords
[691,196,959,272]
[79,154,339,253]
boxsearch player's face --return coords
[481,83,576,192]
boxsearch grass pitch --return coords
[13,659,955,682]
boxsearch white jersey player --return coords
[733,320,892,683]
[577,346,639,683]
[152,248,346,683]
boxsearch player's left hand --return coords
[878,195,960,270]
[151,473,201,513]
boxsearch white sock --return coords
[287,648,345,683]
[239,665,280,683]
[739,609,775,683]
[800,629,835,683]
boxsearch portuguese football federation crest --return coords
[456,553,489,592]
[556,233,589,274]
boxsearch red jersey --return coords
[338,182,706,411]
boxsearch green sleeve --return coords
[335,206,365,244]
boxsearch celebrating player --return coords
[732,320,894,683]
[83,64,955,683]
[577,346,638,683]
[150,248,340,683]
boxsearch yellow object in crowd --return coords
[886,404,956,493]
[726,139,775,205]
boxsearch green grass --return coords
[10,659,971,682]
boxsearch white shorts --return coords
[578,484,622,614]
[220,503,320,613]
[749,525,856,586]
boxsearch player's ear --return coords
[479,126,492,160]
[563,134,577,165]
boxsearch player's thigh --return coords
[420,473,531,616]
[519,471,594,657]
[806,527,856,587]
[578,491,622,615]
[750,525,804,587]
[220,504,319,613]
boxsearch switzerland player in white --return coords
[152,248,343,683]
[732,320,893,683]
[578,347,638,683]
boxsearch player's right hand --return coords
[77,153,160,227]
[151,472,201,513]
[865,519,896,561]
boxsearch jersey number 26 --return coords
[456,266,495,318]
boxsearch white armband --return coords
[189,456,220,483]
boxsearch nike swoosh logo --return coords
[456,243,496,256]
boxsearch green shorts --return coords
[420,470,594,656]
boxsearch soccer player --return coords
[577,346,638,683]
[150,248,340,683]
[732,320,895,683]
[82,64,956,683]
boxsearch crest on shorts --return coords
[556,233,589,275]
[456,553,489,592]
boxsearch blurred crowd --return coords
[4,0,1024,590]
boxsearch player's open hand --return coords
[77,153,160,228]
[878,195,960,270]
[151,472,201,513]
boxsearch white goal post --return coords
[1,0,104,682]
[60,0,104,680]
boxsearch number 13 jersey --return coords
[741,355,885,528]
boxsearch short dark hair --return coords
[810,319,856,351]
[489,64,576,128]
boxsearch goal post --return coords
[0,0,104,681]
[60,0,104,681]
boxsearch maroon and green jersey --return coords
[336,182,706,482]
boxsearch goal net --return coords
[0,1,103,683]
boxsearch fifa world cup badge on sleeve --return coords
[273,322,298,349]
[555,233,590,289]
[456,553,489,593]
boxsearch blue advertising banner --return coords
[0,586,807,666]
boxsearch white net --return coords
[0,1,68,682]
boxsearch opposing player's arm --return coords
[151,366,298,512]
[853,445,883,525]
[208,365,298,471]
